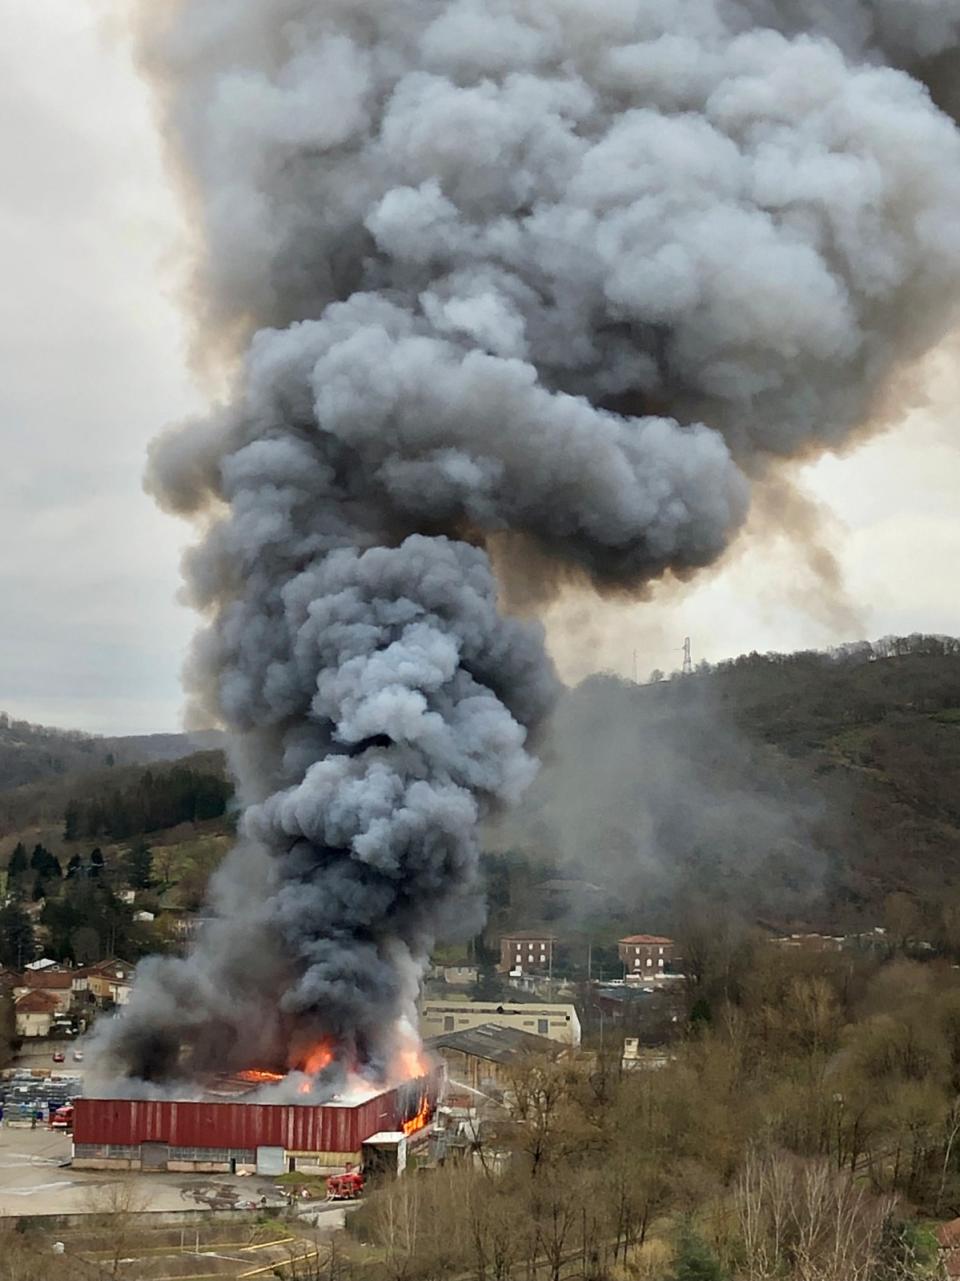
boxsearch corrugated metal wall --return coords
[74,1070,440,1155]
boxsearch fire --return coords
[299,1042,334,1076]
[402,1093,431,1136]
[395,1044,432,1081]
[237,1068,284,1084]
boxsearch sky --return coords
[1,2,958,735]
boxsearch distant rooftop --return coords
[15,990,60,1013]
[619,934,674,945]
[500,930,558,941]
[16,971,72,990]
[426,1022,558,1065]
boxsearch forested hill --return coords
[0,713,223,792]
[487,634,960,933]
[4,635,960,934]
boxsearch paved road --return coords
[12,1042,87,1076]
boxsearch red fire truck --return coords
[325,1169,364,1201]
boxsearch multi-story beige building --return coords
[419,999,581,1046]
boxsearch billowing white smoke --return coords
[93,0,960,1089]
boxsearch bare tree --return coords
[371,1176,422,1281]
[82,1178,151,1279]
[735,1152,892,1281]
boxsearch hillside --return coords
[4,635,960,947]
[485,634,960,938]
[0,712,223,792]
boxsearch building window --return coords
[538,1019,549,1035]
[444,1016,455,1031]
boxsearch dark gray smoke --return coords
[92,0,960,1090]
[486,672,827,927]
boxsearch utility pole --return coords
[587,942,592,983]
[681,636,693,676]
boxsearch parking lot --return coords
[0,1124,350,1221]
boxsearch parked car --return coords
[72,1050,83,1062]
[51,1051,65,1064]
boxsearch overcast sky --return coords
[2,2,959,735]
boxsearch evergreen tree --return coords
[29,845,60,882]
[7,843,27,881]
[0,992,16,1064]
[127,840,152,890]
[0,902,35,969]
[63,799,81,841]
[65,853,83,879]
[89,847,105,880]
[670,1224,727,1281]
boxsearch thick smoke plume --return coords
[93,0,960,1091]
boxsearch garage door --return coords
[141,1142,169,1170]
[256,1146,285,1176]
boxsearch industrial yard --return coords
[0,1124,306,1218]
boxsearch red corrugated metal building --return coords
[73,1071,441,1174]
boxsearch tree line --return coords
[63,765,231,840]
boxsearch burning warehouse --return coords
[73,1069,442,1174]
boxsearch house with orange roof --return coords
[14,990,60,1038]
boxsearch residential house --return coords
[420,999,581,1046]
[163,912,211,943]
[498,932,557,975]
[426,1023,559,1093]
[14,990,59,1038]
[82,959,135,1007]
[12,970,73,1015]
[618,935,675,980]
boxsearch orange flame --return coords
[402,1094,431,1137]
[237,1068,284,1084]
[299,1042,334,1076]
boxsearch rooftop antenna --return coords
[681,636,693,676]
